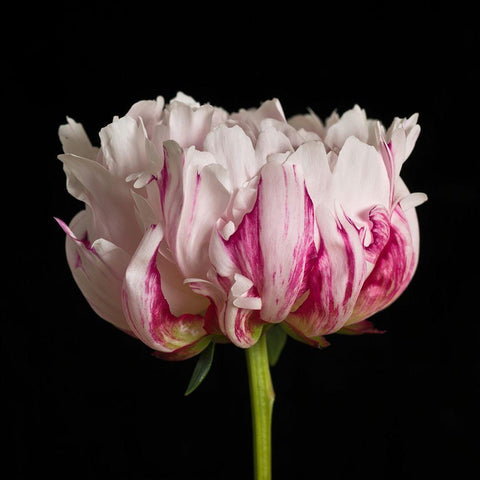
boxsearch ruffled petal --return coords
[58,153,141,254]
[203,124,259,190]
[99,115,153,179]
[166,99,216,149]
[126,96,165,140]
[288,109,325,138]
[122,224,210,359]
[347,204,419,325]
[324,105,369,151]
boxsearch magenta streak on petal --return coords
[186,173,201,239]
[335,217,355,306]
[125,225,207,351]
[144,248,167,340]
[351,206,414,322]
[287,206,364,339]
[55,217,94,268]
[283,187,316,311]
[385,140,396,206]
[364,206,391,264]
[222,189,264,288]
[158,149,170,219]
[142,241,198,346]
[283,167,289,237]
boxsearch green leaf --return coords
[266,325,287,366]
[184,341,215,396]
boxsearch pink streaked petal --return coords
[56,212,131,332]
[211,160,316,334]
[122,224,208,355]
[286,203,366,339]
[257,161,316,322]
[184,274,228,338]
[363,205,391,264]
[222,293,264,348]
[348,204,417,325]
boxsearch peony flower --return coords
[56,93,426,360]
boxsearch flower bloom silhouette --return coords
[57,92,426,360]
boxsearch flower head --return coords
[57,93,426,359]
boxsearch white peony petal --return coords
[203,124,258,190]
[324,105,369,151]
[332,136,390,222]
[99,115,151,179]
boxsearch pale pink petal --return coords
[126,96,165,140]
[56,212,131,331]
[288,109,325,138]
[59,117,99,160]
[332,136,391,224]
[157,140,184,256]
[254,126,293,166]
[324,105,369,151]
[287,141,331,211]
[99,115,151,179]
[203,124,259,190]
[122,224,209,359]
[166,100,216,149]
[173,149,231,278]
[58,153,142,254]
[260,118,316,149]
[156,252,210,317]
[230,98,286,135]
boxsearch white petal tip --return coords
[233,296,262,310]
[399,192,428,211]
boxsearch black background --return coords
[4,2,479,479]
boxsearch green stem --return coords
[246,333,275,480]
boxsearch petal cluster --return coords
[57,93,426,359]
